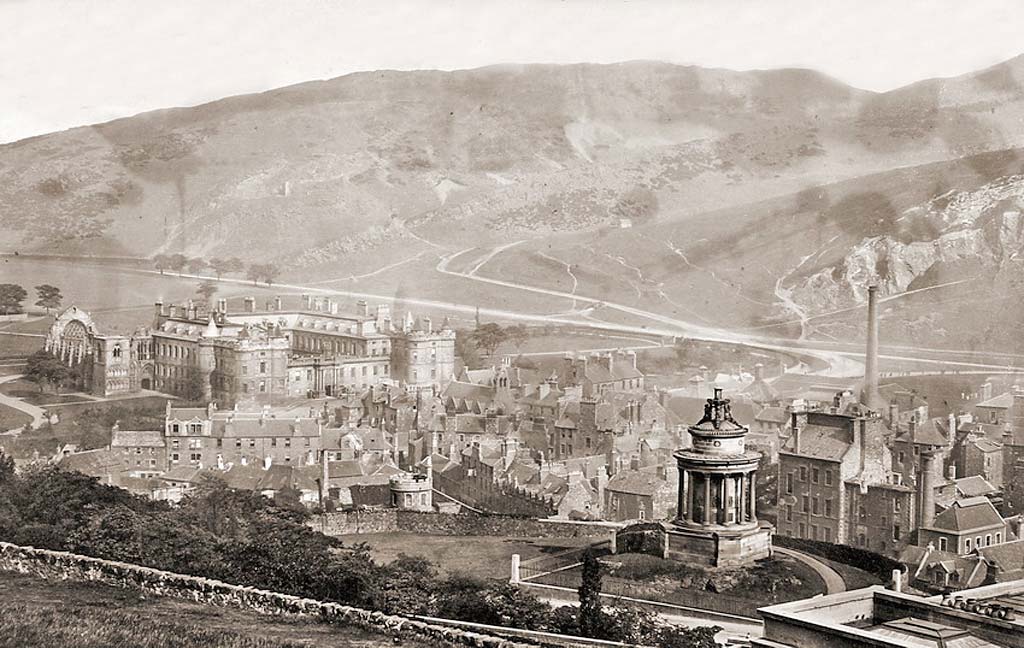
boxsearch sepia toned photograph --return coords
[3,2,1024,646]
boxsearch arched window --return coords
[112,344,122,359]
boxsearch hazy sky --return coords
[2,0,1023,144]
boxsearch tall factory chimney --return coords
[861,284,881,410]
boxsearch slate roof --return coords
[780,423,852,461]
[977,393,1015,409]
[954,476,998,499]
[58,448,122,478]
[110,430,165,448]
[897,418,950,447]
[742,378,779,404]
[980,539,1024,573]
[606,469,669,496]
[972,438,1002,453]
[755,406,788,425]
[930,497,1004,533]
[257,464,320,492]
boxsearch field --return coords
[0,570,425,648]
[337,532,596,580]
[0,404,31,430]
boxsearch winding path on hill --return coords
[0,374,46,435]
[774,547,845,595]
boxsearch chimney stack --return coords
[980,381,993,402]
[754,363,764,381]
[861,285,880,409]
[919,450,938,529]
[274,296,283,311]
[244,296,256,313]
[357,300,368,317]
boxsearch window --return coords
[235,439,242,448]
[996,532,1002,544]
[802,495,809,513]
[825,470,833,486]
[171,439,180,449]
[939,537,948,552]
[811,524,818,540]
[966,538,972,552]
[189,452,201,462]
[260,361,267,374]
[823,527,832,542]
[825,499,833,517]
[259,381,266,393]
[786,505,793,522]
[812,497,819,515]
[898,451,905,464]
[976,536,982,549]
[248,439,255,448]
[812,468,820,484]
[170,453,180,463]
[858,506,866,520]
[799,466,807,482]
[304,437,311,447]
[284,438,291,448]
[216,439,223,448]
[798,522,807,538]
[271,438,277,447]
[893,525,901,541]
[986,534,992,547]
[189,439,201,449]
[786,473,793,494]
[893,497,901,512]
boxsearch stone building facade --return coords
[44,296,455,406]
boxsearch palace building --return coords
[44,295,455,405]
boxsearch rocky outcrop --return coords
[789,175,1024,313]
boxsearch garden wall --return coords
[0,541,534,648]
[312,509,618,539]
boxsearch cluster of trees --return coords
[0,458,717,647]
[456,322,532,369]
[23,350,81,394]
[0,284,63,316]
[152,255,279,285]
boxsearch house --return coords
[918,497,1011,556]
[603,467,675,522]
[109,427,167,477]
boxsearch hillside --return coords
[0,571,419,648]
[5,57,1024,352]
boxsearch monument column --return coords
[703,473,713,526]
[748,471,757,521]
[724,474,736,524]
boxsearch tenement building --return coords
[44,295,455,405]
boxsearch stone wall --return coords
[311,510,618,539]
[0,541,534,648]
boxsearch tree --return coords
[454,330,482,369]
[168,253,188,275]
[0,283,27,315]
[23,350,71,393]
[195,280,217,303]
[506,323,530,354]
[578,549,603,638]
[153,254,172,275]
[246,264,263,285]
[261,263,280,285]
[470,322,507,359]
[183,371,207,403]
[34,284,62,313]
[224,257,245,275]
[208,258,230,280]
[186,257,207,275]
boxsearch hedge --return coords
[774,535,903,581]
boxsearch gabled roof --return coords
[972,438,1002,453]
[930,497,1004,534]
[257,464,319,492]
[755,406,788,424]
[954,475,998,499]
[606,469,669,496]
[742,379,779,404]
[111,430,165,448]
[58,448,122,478]
[980,539,1024,573]
[780,423,852,461]
[896,418,949,447]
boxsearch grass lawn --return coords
[0,404,31,430]
[0,378,88,405]
[0,570,424,648]
[599,551,827,606]
[337,532,595,580]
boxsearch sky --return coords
[2,0,1024,144]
